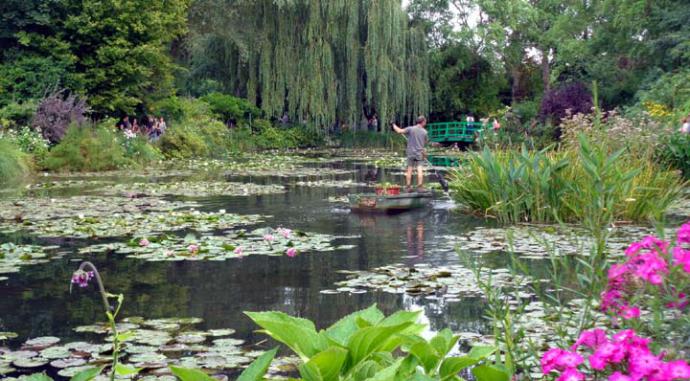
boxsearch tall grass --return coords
[0,139,31,186]
[449,135,684,225]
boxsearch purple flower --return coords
[71,270,94,288]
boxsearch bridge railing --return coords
[427,121,488,143]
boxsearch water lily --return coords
[234,247,243,256]
[187,244,199,254]
[263,234,275,242]
[286,248,297,257]
[218,209,226,214]
[278,228,292,239]
[139,238,150,247]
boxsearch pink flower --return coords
[573,328,608,350]
[555,351,584,369]
[590,353,609,371]
[187,244,199,254]
[620,305,640,320]
[71,270,94,288]
[263,234,275,242]
[676,222,690,245]
[278,228,292,239]
[556,368,585,381]
[672,247,690,273]
[139,238,150,247]
[286,248,297,257]
[608,264,629,282]
[234,247,243,256]
[666,292,688,310]
[662,360,690,380]
[628,350,662,378]
[609,372,632,381]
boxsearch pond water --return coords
[4,151,674,378]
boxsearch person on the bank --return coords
[392,116,428,192]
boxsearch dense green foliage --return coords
[0,0,190,115]
[657,133,690,178]
[232,305,510,381]
[42,123,160,172]
[0,139,31,186]
[449,137,683,224]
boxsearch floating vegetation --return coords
[26,179,115,191]
[225,166,354,178]
[3,210,264,239]
[101,181,286,198]
[293,179,368,188]
[0,196,199,222]
[81,227,353,261]
[329,263,531,301]
[0,318,259,379]
[449,225,671,259]
[0,243,62,276]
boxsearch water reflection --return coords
[0,161,524,352]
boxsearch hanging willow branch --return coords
[187,0,430,130]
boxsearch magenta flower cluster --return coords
[71,269,95,288]
[601,222,690,320]
[542,328,690,381]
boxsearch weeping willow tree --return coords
[186,0,430,129]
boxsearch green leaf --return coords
[114,364,141,376]
[299,362,324,381]
[430,329,458,358]
[169,366,217,381]
[325,305,383,346]
[70,366,105,381]
[471,364,511,381]
[408,341,440,373]
[237,347,278,381]
[363,358,403,381]
[467,346,496,360]
[347,322,412,367]
[23,374,53,381]
[303,347,348,381]
[440,356,480,380]
[245,311,327,361]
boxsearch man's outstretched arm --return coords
[391,123,406,134]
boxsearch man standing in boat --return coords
[392,116,428,192]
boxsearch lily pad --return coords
[50,357,87,368]
[24,336,60,350]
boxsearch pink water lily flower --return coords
[263,234,275,242]
[286,248,297,257]
[188,244,199,254]
[234,247,244,256]
[278,228,292,239]
[139,238,150,247]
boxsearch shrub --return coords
[149,96,185,121]
[42,123,130,172]
[0,126,50,163]
[158,98,231,158]
[227,305,510,381]
[32,89,88,144]
[449,136,683,225]
[539,82,593,128]
[0,55,68,105]
[0,100,38,129]
[200,92,261,123]
[123,135,163,165]
[657,132,690,178]
[0,139,31,186]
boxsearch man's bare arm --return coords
[391,123,406,134]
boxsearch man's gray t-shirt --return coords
[404,125,428,158]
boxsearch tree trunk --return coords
[541,48,550,92]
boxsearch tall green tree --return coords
[0,0,191,114]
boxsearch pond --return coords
[0,151,678,379]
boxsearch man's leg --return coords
[417,164,424,188]
[405,166,413,189]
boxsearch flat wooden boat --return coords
[349,191,433,213]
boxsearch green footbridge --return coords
[427,121,488,144]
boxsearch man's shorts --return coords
[407,156,423,168]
